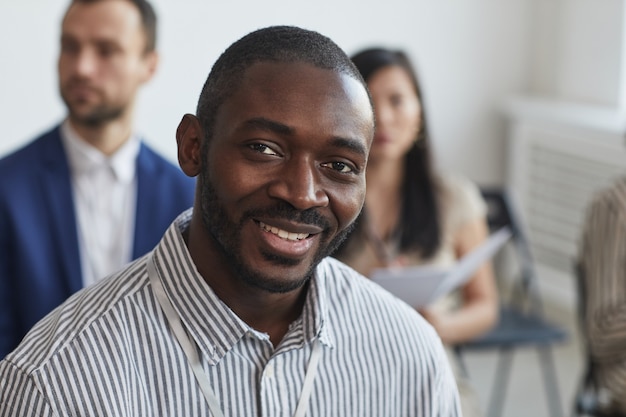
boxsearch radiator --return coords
[506,116,626,307]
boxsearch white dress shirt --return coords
[0,209,461,417]
[61,121,139,286]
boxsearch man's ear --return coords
[176,114,203,177]
[140,51,159,84]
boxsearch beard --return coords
[60,82,125,127]
[199,164,353,294]
[69,105,124,127]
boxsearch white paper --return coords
[371,227,512,308]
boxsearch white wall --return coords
[0,0,534,185]
[528,0,624,106]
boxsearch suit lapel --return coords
[40,128,83,294]
[133,143,158,258]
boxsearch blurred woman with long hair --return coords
[335,47,498,417]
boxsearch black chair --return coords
[453,187,568,417]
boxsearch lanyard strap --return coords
[294,338,321,417]
[148,256,224,417]
[147,254,321,417]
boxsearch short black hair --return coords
[196,25,367,144]
[69,0,157,52]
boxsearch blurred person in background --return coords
[0,0,195,358]
[334,47,498,417]
[578,177,626,417]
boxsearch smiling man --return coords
[0,26,461,416]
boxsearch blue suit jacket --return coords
[0,125,196,358]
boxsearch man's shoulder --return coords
[137,140,185,175]
[589,177,626,215]
[136,140,196,191]
[319,257,415,311]
[3,255,151,373]
[317,257,446,380]
[318,257,438,338]
[0,126,62,172]
[599,177,626,202]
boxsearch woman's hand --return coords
[417,217,499,345]
[424,217,499,345]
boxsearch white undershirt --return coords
[61,121,139,287]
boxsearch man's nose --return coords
[267,158,330,210]
[72,49,98,78]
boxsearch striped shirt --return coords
[579,177,626,413]
[0,209,461,417]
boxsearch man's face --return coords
[200,61,373,293]
[58,0,156,127]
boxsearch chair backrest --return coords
[480,188,515,232]
[454,187,569,417]
[479,186,543,313]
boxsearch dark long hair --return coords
[336,48,441,259]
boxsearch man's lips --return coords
[64,81,99,98]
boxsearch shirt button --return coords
[264,364,274,379]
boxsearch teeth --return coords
[259,222,309,241]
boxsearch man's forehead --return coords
[240,60,349,82]
[236,60,364,101]
[211,60,373,147]
[236,61,368,107]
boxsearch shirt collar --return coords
[152,209,334,365]
[60,120,140,184]
[283,262,335,350]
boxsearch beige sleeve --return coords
[580,183,626,363]
[438,173,487,235]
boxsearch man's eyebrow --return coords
[60,33,76,42]
[243,117,294,135]
[330,137,368,157]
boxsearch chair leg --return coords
[537,346,564,417]
[488,347,514,417]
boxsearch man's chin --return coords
[237,258,316,294]
[65,102,124,127]
[244,273,312,294]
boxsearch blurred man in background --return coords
[0,0,195,358]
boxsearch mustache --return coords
[62,78,98,90]
[242,203,330,230]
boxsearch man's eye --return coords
[324,161,354,174]
[99,47,114,58]
[249,143,277,156]
[60,41,79,55]
[390,95,403,107]
[96,42,120,59]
